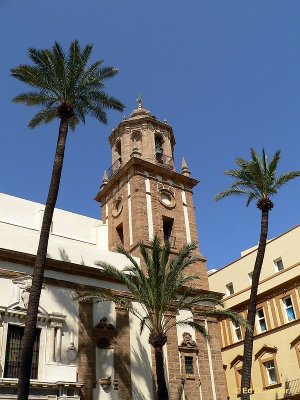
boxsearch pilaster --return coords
[114,306,132,400]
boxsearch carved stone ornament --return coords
[96,317,115,330]
[111,196,123,217]
[13,276,45,309]
[99,376,111,390]
[66,342,78,362]
[180,332,197,348]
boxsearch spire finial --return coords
[136,93,143,109]
[101,170,108,187]
[181,158,191,177]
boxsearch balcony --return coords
[108,158,123,178]
[155,153,175,170]
[285,379,300,396]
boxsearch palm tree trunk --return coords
[154,346,169,400]
[17,117,69,400]
[241,209,269,400]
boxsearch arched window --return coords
[115,140,122,161]
[155,133,164,162]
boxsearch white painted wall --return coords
[0,193,139,271]
[129,303,154,400]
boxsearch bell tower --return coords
[95,98,209,289]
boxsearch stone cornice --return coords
[95,156,199,202]
[0,247,223,300]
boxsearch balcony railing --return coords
[108,158,123,178]
[154,153,175,170]
[286,379,300,396]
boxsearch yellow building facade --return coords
[208,225,300,400]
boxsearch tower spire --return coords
[181,157,191,177]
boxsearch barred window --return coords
[4,325,40,379]
[185,356,194,375]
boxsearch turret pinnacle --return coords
[101,170,108,187]
[181,157,191,177]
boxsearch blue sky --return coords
[1,1,300,270]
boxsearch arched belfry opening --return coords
[154,132,164,163]
[115,140,122,162]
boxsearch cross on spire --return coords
[136,94,143,109]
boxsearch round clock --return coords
[159,189,176,209]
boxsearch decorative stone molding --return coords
[111,196,123,217]
[12,275,45,309]
[178,332,199,385]
[99,376,111,390]
[66,341,78,363]
[179,332,197,348]
[94,317,117,349]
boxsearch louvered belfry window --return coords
[4,325,40,379]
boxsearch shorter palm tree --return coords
[74,235,247,400]
[215,148,300,400]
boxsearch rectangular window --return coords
[248,272,253,285]
[162,216,175,247]
[184,356,194,375]
[116,223,124,246]
[274,258,284,272]
[264,361,277,384]
[257,309,267,332]
[283,297,296,322]
[232,321,242,341]
[4,325,40,379]
[226,283,234,296]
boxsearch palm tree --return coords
[74,235,247,400]
[215,148,300,400]
[11,40,124,400]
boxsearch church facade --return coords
[0,102,226,400]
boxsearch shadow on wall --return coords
[131,333,156,400]
[46,247,86,266]
[131,334,185,400]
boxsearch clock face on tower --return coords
[159,189,176,209]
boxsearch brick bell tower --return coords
[94,99,228,400]
[95,98,209,289]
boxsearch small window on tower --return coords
[115,140,122,163]
[226,282,234,296]
[274,258,284,272]
[184,356,194,375]
[116,223,124,246]
[162,216,175,247]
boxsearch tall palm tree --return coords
[11,40,124,400]
[74,235,247,400]
[215,148,300,400]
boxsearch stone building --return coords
[208,225,300,400]
[0,101,227,400]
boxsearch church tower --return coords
[94,99,227,400]
[95,98,209,289]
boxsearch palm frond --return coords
[11,40,124,129]
[201,309,251,331]
[28,107,57,128]
[216,148,300,207]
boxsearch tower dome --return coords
[129,95,151,119]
